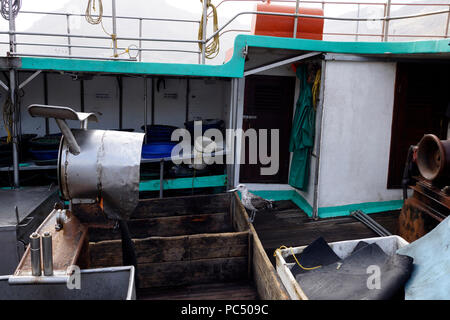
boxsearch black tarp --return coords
[290,237,413,300]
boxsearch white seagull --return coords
[228,184,274,223]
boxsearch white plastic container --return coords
[275,235,409,300]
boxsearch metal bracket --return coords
[28,104,98,155]
[18,70,42,90]
[0,79,8,91]
[241,44,248,59]
[244,51,322,77]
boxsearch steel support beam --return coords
[244,52,322,77]
[18,70,42,90]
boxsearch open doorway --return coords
[239,75,295,183]
[387,62,450,188]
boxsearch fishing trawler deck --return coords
[252,200,399,265]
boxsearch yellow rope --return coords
[274,245,322,271]
[198,0,220,60]
[312,69,321,111]
[85,0,125,58]
[2,96,13,143]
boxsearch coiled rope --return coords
[85,0,131,58]
[198,0,220,60]
[312,69,321,110]
[0,0,21,21]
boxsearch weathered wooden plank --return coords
[131,193,232,219]
[88,231,250,267]
[88,212,233,241]
[233,196,289,300]
[138,281,258,300]
[232,193,250,232]
[137,256,248,289]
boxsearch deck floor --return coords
[252,200,400,265]
[138,281,258,300]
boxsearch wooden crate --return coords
[85,192,288,300]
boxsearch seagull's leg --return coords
[249,211,256,223]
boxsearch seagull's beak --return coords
[227,188,237,193]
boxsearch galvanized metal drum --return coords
[58,129,144,220]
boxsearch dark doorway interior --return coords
[388,62,450,188]
[240,75,295,184]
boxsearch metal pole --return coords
[44,72,49,135]
[445,4,450,38]
[151,78,155,125]
[159,160,164,198]
[144,77,148,144]
[201,0,208,64]
[8,0,16,53]
[293,0,300,38]
[111,0,118,57]
[383,0,392,41]
[8,1,19,188]
[10,68,19,188]
[312,61,326,220]
[139,18,143,62]
[66,14,72,56]
[355,4,360,41]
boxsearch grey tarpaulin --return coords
[292,238,413,300]
[397,216,450,300]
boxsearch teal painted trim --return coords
[251,189,294,201]
[247,188,402,218]
[139,174,226,191]
[19,53,245,78]
[318,200,404,218]
[236,35,450,56]
[18,36,449,77]
[291,191,313,217]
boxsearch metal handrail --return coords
[1,2,449,63]
[19,10,201,24]
[205,9,450,42]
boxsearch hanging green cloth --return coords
[289,65,316,190]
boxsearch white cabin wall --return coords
[189,78,229,123]
[317,60,401,208]
[122,76,147,131]
[153,78,187,128]
[18,72,46,137]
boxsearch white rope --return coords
[0,0,21,20]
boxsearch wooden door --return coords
[387,62,450,188]
[239,75,295,183]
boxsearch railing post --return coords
[383,0,392,42]
[8,0,19,188]
[8,0,16,53]
[293,0,300,38]
[445,4,450,38]
[355,3,360,41]
[66,14,72,56]
[112,0,118,57]
[201,0,208,64]
[139,18,143,61]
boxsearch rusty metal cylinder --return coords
[42,232,53,276]
[416,134,450,181]
[29,233,41,276]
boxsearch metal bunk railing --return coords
[0,0,448,64]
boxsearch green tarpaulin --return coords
[289,65,316,190]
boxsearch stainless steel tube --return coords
[42,232,53,276]
[30,233,41,276]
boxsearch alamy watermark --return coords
[169,121,280,176]
[366,265,381,290]
[66,265,81,290]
